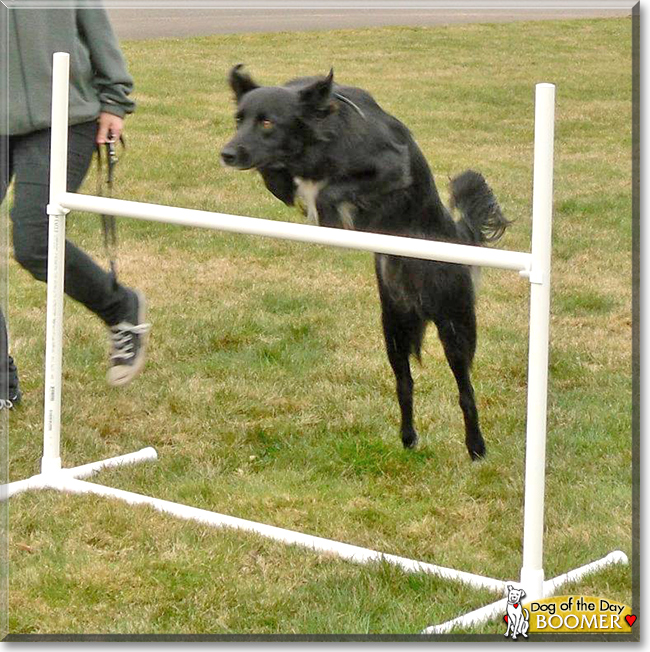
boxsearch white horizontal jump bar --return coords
[59,192,532,272]
[57,476,505,593]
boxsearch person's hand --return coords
[97,112,124,144]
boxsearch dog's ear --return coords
[520,589,526,598]
[228,64,259,101]
[299,68,334,115]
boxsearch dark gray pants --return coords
[1,121,131,327]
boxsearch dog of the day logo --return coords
[503,585,530,639]
[504,594,636,636]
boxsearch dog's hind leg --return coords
[375,266,425,449]
[435,312,486,460]
[380,305,424,449]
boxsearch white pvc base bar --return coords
[3,447,627,635]
[422,550,629,635]
[0,447,157,500]
[1,458,504,594]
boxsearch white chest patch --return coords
[294,177,326,225]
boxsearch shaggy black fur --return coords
[221,66,510,459]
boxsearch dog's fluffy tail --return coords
[449,170,510,246]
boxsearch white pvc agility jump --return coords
[0,53,627,634]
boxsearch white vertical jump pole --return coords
[34,51,157,484]
[41,52,71,474]
[519,82,555,601]
[422,83,628,634]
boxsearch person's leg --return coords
[10,123,149,385]
[0,134,11,202]
[0,308,20,408]
[10,123,134,325]
[0,136,21,408]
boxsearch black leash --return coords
[96,134,124,291]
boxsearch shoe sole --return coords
[107,289,149,387]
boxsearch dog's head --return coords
[221,65,336,171]
[506,584,526,605]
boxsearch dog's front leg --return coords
[314,170,383,229]
[314,183,352,229]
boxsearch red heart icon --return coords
[625,615,637,627]
[503,615,508,623]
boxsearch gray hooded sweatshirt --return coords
[1,4,135,136]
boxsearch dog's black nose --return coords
[221,147,237,167]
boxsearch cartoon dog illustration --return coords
[504,585,529,639]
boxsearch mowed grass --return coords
[5,17,633,636]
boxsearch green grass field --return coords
[5,17,633,637]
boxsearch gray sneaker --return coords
[107,290,151,387]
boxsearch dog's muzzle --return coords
[220,144,252,169]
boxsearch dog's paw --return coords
[467,439,486,461]
[401,428,419,450]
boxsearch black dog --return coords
[221,66,510,459]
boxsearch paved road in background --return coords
[107,6,631,40]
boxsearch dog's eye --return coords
[235,114,243,126]
[260,119,274,130]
